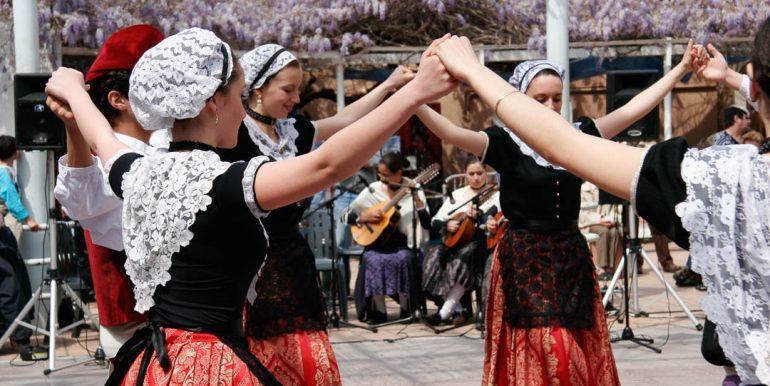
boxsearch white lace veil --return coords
[128,27,234,131]
[675,145,770,384]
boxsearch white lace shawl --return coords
[113,150,269,313]
[494,117,583,170]
[244,117,316,160]
[675,145,770,384]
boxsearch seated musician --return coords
[343,152,431,324]
[423,156,500,325]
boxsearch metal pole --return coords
[663,37,673,140]
[546,0,570,120]
[13,0,50,326]
[12,0,40,74]
[336,63,345,114]
[46,152,57,371]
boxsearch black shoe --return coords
[426,313,450,326]
[695,283,707,292]
[368,310,387,324]
[451,310,473,326]
[399,309,412,319]
[674,268,703,287]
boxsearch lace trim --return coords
[241,156,272,219]
[243,117,300,160]
[498,121,582,170]
[630,146,652,215]
[675,145,770,385]
[241,156,273,304]
[120,150,231,313]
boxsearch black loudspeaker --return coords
[606,70,661,141]
[14,73,65,150]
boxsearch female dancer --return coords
[416,43,697,384]
[422,155,499,325]
[431,27,769,385]
[45,28,455,385]
[216,43,413,385]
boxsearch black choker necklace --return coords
[760,138,770,155]
[244,103,276,125]
[169,141,216,152]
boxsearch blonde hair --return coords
[741,130,764,144]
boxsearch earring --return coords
[215,113,219,127]
[257,95,263,105]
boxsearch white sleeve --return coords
[739,74,760,111]
[54,155,122,220]
[432,198,454,223]
[54,155,125,251]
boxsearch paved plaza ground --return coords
[0,241,725,385]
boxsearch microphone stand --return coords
[302,185,376,333]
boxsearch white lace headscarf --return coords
[128,27,234,131]
[240,44,298,98]
[492,60,573,170]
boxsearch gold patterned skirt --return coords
[482,247,620,386]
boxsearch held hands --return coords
[45,67,88,125]
[447,220,460,233]
[677,39,700,73]
[409,34,459,104]
[431,35,481,84]
[691,43,728,82]
[384,65,416,92]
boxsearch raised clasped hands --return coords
[690,43,728,82]
[45,67,88,126]
[384,65,416,91]
[407,34,459,104]
[429,35,482,84]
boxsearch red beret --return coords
[84,24,164,84]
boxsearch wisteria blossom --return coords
[0,0,768,93]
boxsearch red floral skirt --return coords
[482,248,620,386]
[121,328,265,385]
[248,330,341,386]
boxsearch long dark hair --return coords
[751,16,770,97]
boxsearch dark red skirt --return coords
[482,231,620,385]
[248,330,341,386]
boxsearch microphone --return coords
[358,174,374,193]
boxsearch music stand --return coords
[0,151,102,374]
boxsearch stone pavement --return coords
[0,241,727,385]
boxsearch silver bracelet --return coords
[494,89,519,117]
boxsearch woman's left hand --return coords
[384,65,416,91]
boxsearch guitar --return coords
[443,185,498,248]
[486,212,508,250]
[351,163,440,247]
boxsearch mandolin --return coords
[351,163,440,247]
[486,212,508,250]
[443,185,498,248]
